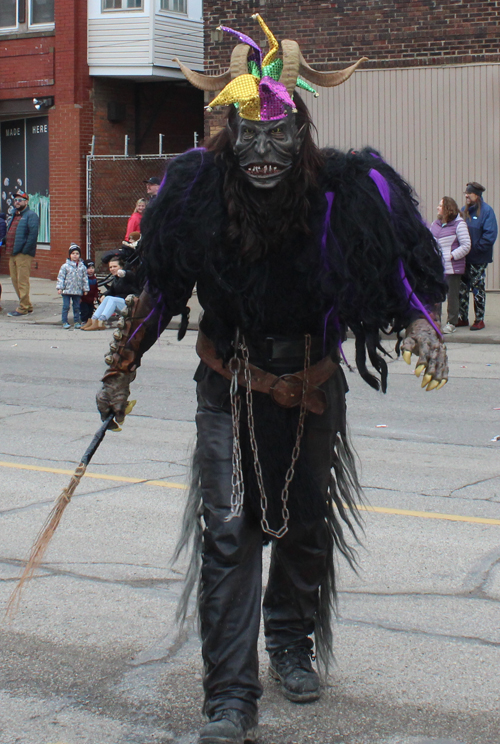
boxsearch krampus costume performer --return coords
[97,16,448,744]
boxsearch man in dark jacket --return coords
[458,182,498,331]
[6,191,39,316]
[0,211,6,312]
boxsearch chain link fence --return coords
[86,154,180,266]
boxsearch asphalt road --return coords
[0,321,499,744]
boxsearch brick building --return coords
[204,0,500,289]
[0,0,204,280]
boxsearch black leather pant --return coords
[195,366,345,718]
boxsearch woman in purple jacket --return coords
[431,197,471,333]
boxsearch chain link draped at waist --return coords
[196,331,339,415]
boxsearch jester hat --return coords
[173,14,367,121]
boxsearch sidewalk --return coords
[1,274,500,343]
[0,275,202,334]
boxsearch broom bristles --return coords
[4,463,87,621]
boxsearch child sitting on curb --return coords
[56,244,89,329]
[80,260,99,325]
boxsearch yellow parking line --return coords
[355,503,500,526]
[0,460,186,490]
[1,460,500,525]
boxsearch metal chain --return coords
[226,355,245,521]
[241,334,312,539]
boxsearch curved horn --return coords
[280,39,301,94]
[173,44,251,92]
[173,58,231,91]
[230,44,251,79]
[298,50,368,87]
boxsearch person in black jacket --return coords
[0,211,6,311]
[81,256,139,330]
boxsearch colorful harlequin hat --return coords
[173,14,367,121]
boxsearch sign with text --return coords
[0,116,50,243]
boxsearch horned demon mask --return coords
[174,14,367,187]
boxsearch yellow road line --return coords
[1,460,500,525]
[355,503,500,526]
[0,460,186,490]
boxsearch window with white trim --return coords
[0,0,17,29]
[102,0,143,10]
[30,0,54,26]
[160,0,187,14]
[1,0,54,32]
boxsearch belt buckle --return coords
[269,373,303,408]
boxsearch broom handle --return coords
[81,413,115,467]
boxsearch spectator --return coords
[430,197,471,334]
[144,176,161,199]
[0,211,6,312]
[82,256,139,331]
[125,198,147,241]
[458,182,498,330]
[56,244,89,329]
[80,260,99,325]
[6,191,39,317]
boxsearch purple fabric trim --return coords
[321,192,350,365]
[321,191,334,270]
[219,26,262,67]
[399,261,442,338]
[128,301,159,344]
[166,149,206,230]
[368,167,442,338]
[323,306,334,354]
[368,168,391,212]
[159,148,206,193]
[258,78,294,121]
[260,77,294,107]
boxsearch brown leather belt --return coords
[196,331,338,415]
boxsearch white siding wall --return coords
[303,64,500,290]
[88,15,152,68]
[88,0,203,74]
[154,14,203,70]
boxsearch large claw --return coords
[403,350,412,365]
[401,317,449,393]
[421,373,432,388]
[108,399,137,433]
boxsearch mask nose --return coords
[254,132,271,157]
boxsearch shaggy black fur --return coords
[140,118,446,389]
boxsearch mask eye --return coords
[270,126,285,139]
[241,126,255,140]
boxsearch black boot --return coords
[199,709,259,744]
[269,647,321,703]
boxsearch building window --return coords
[30,0,54,26]
[161,0,187,13]
[0,0,17,29]
[102,0,143,9]
[1,117,51,244]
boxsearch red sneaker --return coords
[456,318,469,327]
[470,320,485,331]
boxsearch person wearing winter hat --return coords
[458,182,498,330]
[6,191,39,316]
[56,244,89,329]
